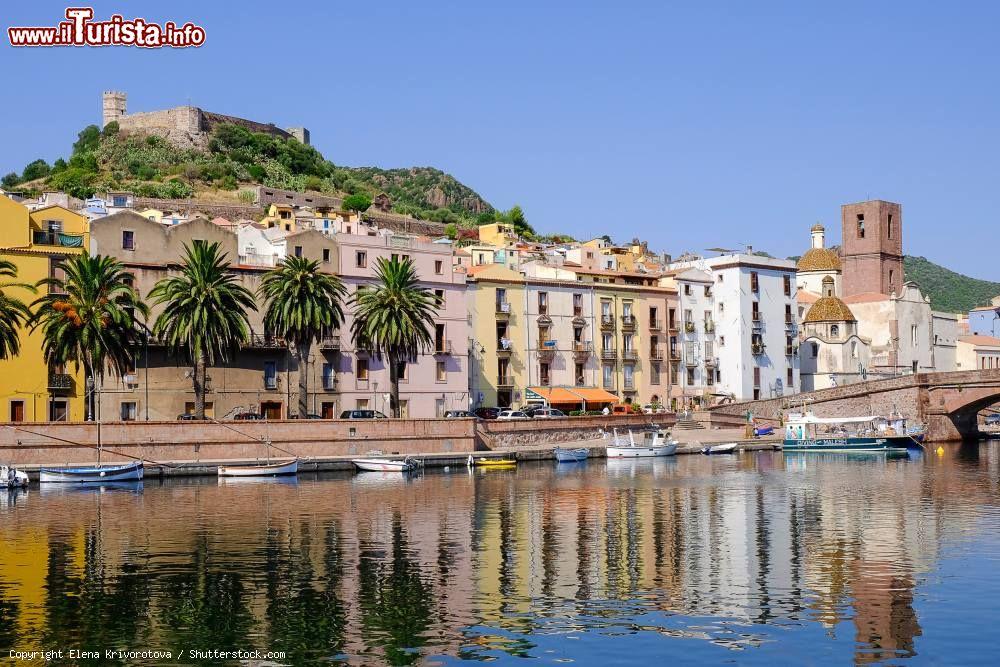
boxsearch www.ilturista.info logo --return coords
[8,7,205,48]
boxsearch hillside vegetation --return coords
[904,255,1000,313]
[1,123,510,226]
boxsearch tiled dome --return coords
[811,223,825,232]
[797,247,842,272]
[804,296,856,323]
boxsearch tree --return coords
[21,159,50,182]
[350,257,438,418]
[342,193,372,213]
[259,256,346,418]
[148,242,257,420]
[444,223,457,240]
[1,172,20,189]
[72,125,102,155]
[30,254,149,421]
[0,260,34,359]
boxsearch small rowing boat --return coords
[1,465,29,488]
[218,459,298,477]
[606,428,677,458]
[701,442,739,455]
[467,455,517,467]
[39,461,144,484]
[352,457,418,472]
[554,447,589,463]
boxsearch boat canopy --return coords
[786,413,881,425]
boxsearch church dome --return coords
[811,223,825,232]
[804,296,856,323]
[797,247,842,272]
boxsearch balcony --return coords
[603,379,616,390]
[537,343,556,359]
[319,335,341,350]
[785,319,798,333]
[600,347,618,361]
[239,252,276,267]
[495,301,511,318]
[622,349,638,361]
[752,315,764,330]
[33,230,85,248]
[600,315,615,330]
[751,343,766,356]
[649,319,661,331]
[48,372,74,392]
[684,321,696,334]
[497,376,514,389]
[684,355,699,367]
[572,307,585,325]
[537,313,552,327]
[649,347,663,361]
[621,314,636,331]
[669,348,681,361]
[785,345,797,356]
[704,321,716,334]
[434,340,453,355]
[247,334,285,349]
[322,375,337,391]
[623,381,637,392]
[705,357,719,368]
[573,341,592,358]
[264,375,279,390]
[668,320,679,333]
[496,341,513,356]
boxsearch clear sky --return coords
[2,1,997,276]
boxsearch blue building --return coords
[969,300,1000,337]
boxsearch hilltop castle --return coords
[101,91,309,149]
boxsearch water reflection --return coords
[0,443,998,664]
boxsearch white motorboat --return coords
[218,459,298,477]
[1,465,29,488]
[606,429,678,458]
[554,447,589,463]
[702,442,739,455]
[352,457,418,472]
[39,460,144,483]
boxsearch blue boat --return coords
[783,413,913,453]
[39,461,144,483]
[553,447,589,463]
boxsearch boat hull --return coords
[218,459,298,477]
[783,436,910,453]
[352,458,414,472]
[473,458,517,467]
[1,466,29,488]
[554,448,589,463]
[606,443,677,458]
[702,443,739,455]
[39,461,144,484]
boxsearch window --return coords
[356,358,369,380]
[120,401,137,421]
[623,364,634,389]
[322,362,335,390]
[911,324,918,346]
[785,304,793,323]
[888,214,893,239]
[704,285,711,297]
[719,335,726,347]
[49,400,68,422]
[831,324,840,337]
[9,400,24,422]
[787,367,794,386]
[396,361,408,382]
[122,230,135,250]
[264,361,277,389]
[717,274,723,283]
[601,299,611,317]
[603,364,614,388]
[575,363,585,386]
[602,332,613,350]
[184,401,215,418]
[857,214,865,238]
[538,291,548,315]
[750,272,759,292]
[356,251,367,268]
[113,195,127,207]
[786,335,794,354]
[811,342,819,358]
[686,367,695,385]
[783,275,791,296]
[889,269,895,289]
[435,260,443,274]
[294,245,303,258]
[434,289,445,307]
[323,248,330,263]
[684,284,692,296]
[540,362,551,385]
[851,341,858,359]
[356,399,369,410]
[752,301,760,321]
[622,301,633,318]
[671,363,679,385]
[574,326,583,343]
[668,308,676,329]
[573,293,583,316]
[651,363,661,385]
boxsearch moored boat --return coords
[1,465,29,488]
[352,457,419,472]
[702,442,739,455]
[606,429,677,458]
[39,461,144,484]
[783,412,912,453]
[218,459,298,477]
[553,447,589,463]
[468,455,517,467]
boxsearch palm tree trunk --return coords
[296,343,310,418]
[193,352,207,419]
[388,352,400,418]
[83,356,95,422]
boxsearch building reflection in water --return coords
[0,445,997,664]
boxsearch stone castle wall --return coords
[114,104,300,149]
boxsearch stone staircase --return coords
[673,416,706,430]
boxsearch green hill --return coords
[1,123,495,225]
[904,255,1000,313]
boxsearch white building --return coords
[668,253,799,402]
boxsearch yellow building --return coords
[467,264,526,408]
[260,203,297,232]
[0,195,88,422]
[477,222,519,248]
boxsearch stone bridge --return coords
[709,369,1000,441]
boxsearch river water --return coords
[1,443,999,665]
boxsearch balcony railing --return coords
[238,253,276,267]
[704,321,716,334]
[264,375,279,390]
[705,357,719,368]
[434,340,453,355]
[322,375,337,391]
[752,315,764,330]
[33,230,84,247]
[603,379,616,390]
[623,379,636,390]
[497,376,514,388]
[668,320,678,332]
[621,314,636,330]
[751,343,766,356]
[573,341,592,356]
[649,319,661,330]
[649,347,663,360]
[247,334,286,349]
[537,345,556,359]
[785,345,797,356]
[600,347,618,360]
[684,321,695,333]
[669,348,681,360]
[622,349,638,361]
[496,301,511,317]
[600,315,615,330]
[684,355,699,367]
[319,336,341,350]
[48,372,74,392]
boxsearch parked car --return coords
[474,407,502,420]
[444,410,475,418]
[177,413,201,421]
[642,404,666,414]
[289,414,323,419]
[233,412,265,420]
[984,413,1000,426]
[497,409,530,420]
[339,409,388,419]
[531,407,566,419]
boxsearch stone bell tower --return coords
[102,91,127,128]
[840,200,904,297]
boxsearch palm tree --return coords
[148,242,257,420]
[351,257,437,418]
[0,259,34,360]
[31,254,149,421]
[259,256,346,418]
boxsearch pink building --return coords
[334,231,469,417]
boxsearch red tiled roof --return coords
[842,292,890,304]
[958,335,1000,347]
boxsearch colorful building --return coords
[0,194,89,422]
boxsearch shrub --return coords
[342,193,372,212]
[1,172,20,188]
[21,159,51,182]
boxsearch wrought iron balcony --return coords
[48,372,74,392]
[495,301,511,318]
[247,333,286,349]
[322,375,337,391]
[33,230,85,247]
[497,376,514,388]
[752,316,765,330]
[573,341,592,357]
[319,336,341,350]
[649,318,661,331]
[751,343,766,356]
[704,321,716,334]
[537,345,556,359]
[684,321,696,333]
[669,348,681,360]
[434,340,453,355]
[649,347,664,361]
[496,342,513,356]
[622,349,638,361]
[600,347,618,361]
[621,314,636,330]
[600,315,615,330]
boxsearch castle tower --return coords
[102,91,127,128]
[840,200,903,297]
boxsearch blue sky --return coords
[2,1,997,277]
